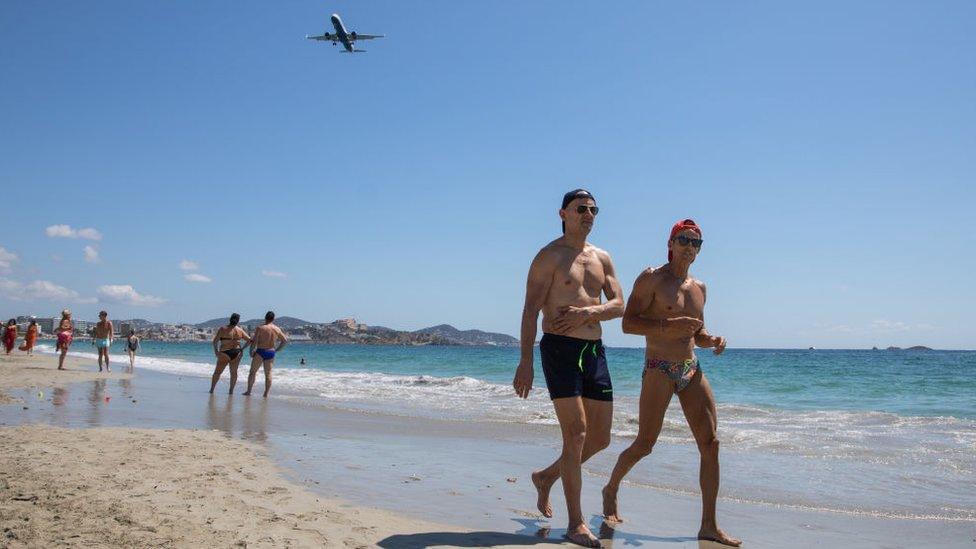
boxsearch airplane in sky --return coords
[306,13,383,53]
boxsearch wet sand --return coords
[2,353,973,547]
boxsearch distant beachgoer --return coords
[243,311,288,398]
[125,329,140,371]
[19,318,38,355]
[299,357,306,366]
[601,219,739,547]
[2,319,16,354]
[55,309,73,370]
[92,310,114,372]
[209,313,252,394]
[511,189,624,548]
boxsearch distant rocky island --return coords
[173,317,519,347]
[884,345,934,351]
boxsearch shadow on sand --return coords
[377,517,706,548]
[376,530,552,548]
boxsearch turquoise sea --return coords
[41,341,976,521]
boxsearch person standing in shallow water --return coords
[92,310,114,372]
[55,309,73,370]
[243,311,288,398]
[601,219,740,547]
[210,313,252,394]
[511,189,625,548]
[125,329,140,372]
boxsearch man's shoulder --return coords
[584,243,614,261]
[638,265,666,281]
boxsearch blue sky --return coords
[1,1,973,348]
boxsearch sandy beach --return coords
[0,354,575,548]
[2,351,973,548]
[0,353,131,405]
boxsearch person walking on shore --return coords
[19,318,38,355]
[125,329,140,372]
[600,219,739,547]
[243,311,288,398]
[92,310,114,372]
[55,309,73,370]
[210,313,252,394]
[2,319,16,354]
[511,189,625,548]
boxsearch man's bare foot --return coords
[698,527,741,547]
[564,524,601,548]
[531,471,554,518]
[242,391,251,396]
[602,485,623,523]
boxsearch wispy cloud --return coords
[184,273,212,283]
[45,225,103,241]
[179,259,199,272]
[262,270,287,278]
[0,247,17,274]
[83,245,100,264]
[96,285,166,306]
[0,277,96,303]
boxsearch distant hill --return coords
[413,324,518,347]
[117,319,156,328]
[189,318,517,347]
[195,316,313,329]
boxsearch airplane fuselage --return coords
[331,14,354,52]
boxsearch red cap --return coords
[668,219,702,261]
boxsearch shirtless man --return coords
[92,310,114,372]
[243,311,288,398]
[601,219,740,547]
[512,189,625,548]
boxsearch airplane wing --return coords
[305,33,335,41]
[348,33,384,41]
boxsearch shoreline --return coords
[0,353,567,548]
[2,353,974,547]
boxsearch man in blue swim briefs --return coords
[92,310,114,373]
[243,310,289,398]
[601,219,740,547]
[512,189,625,548]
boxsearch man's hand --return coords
[671,317,703,337]
[712,336,727,355]
[552,305,592,334]
[513,360,534,399]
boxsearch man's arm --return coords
[275,327,289,353]
[212,332,221,355]
[513,249,556,399]
[621,269,702,338]
[692,283,727,354]
[108,321,114,344]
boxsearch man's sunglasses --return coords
[575,205,599,215]
[673,235,703,248]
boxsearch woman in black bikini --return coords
[209,313,252,394]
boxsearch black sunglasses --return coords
[575,205,599,215]
[673,235,703,248]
